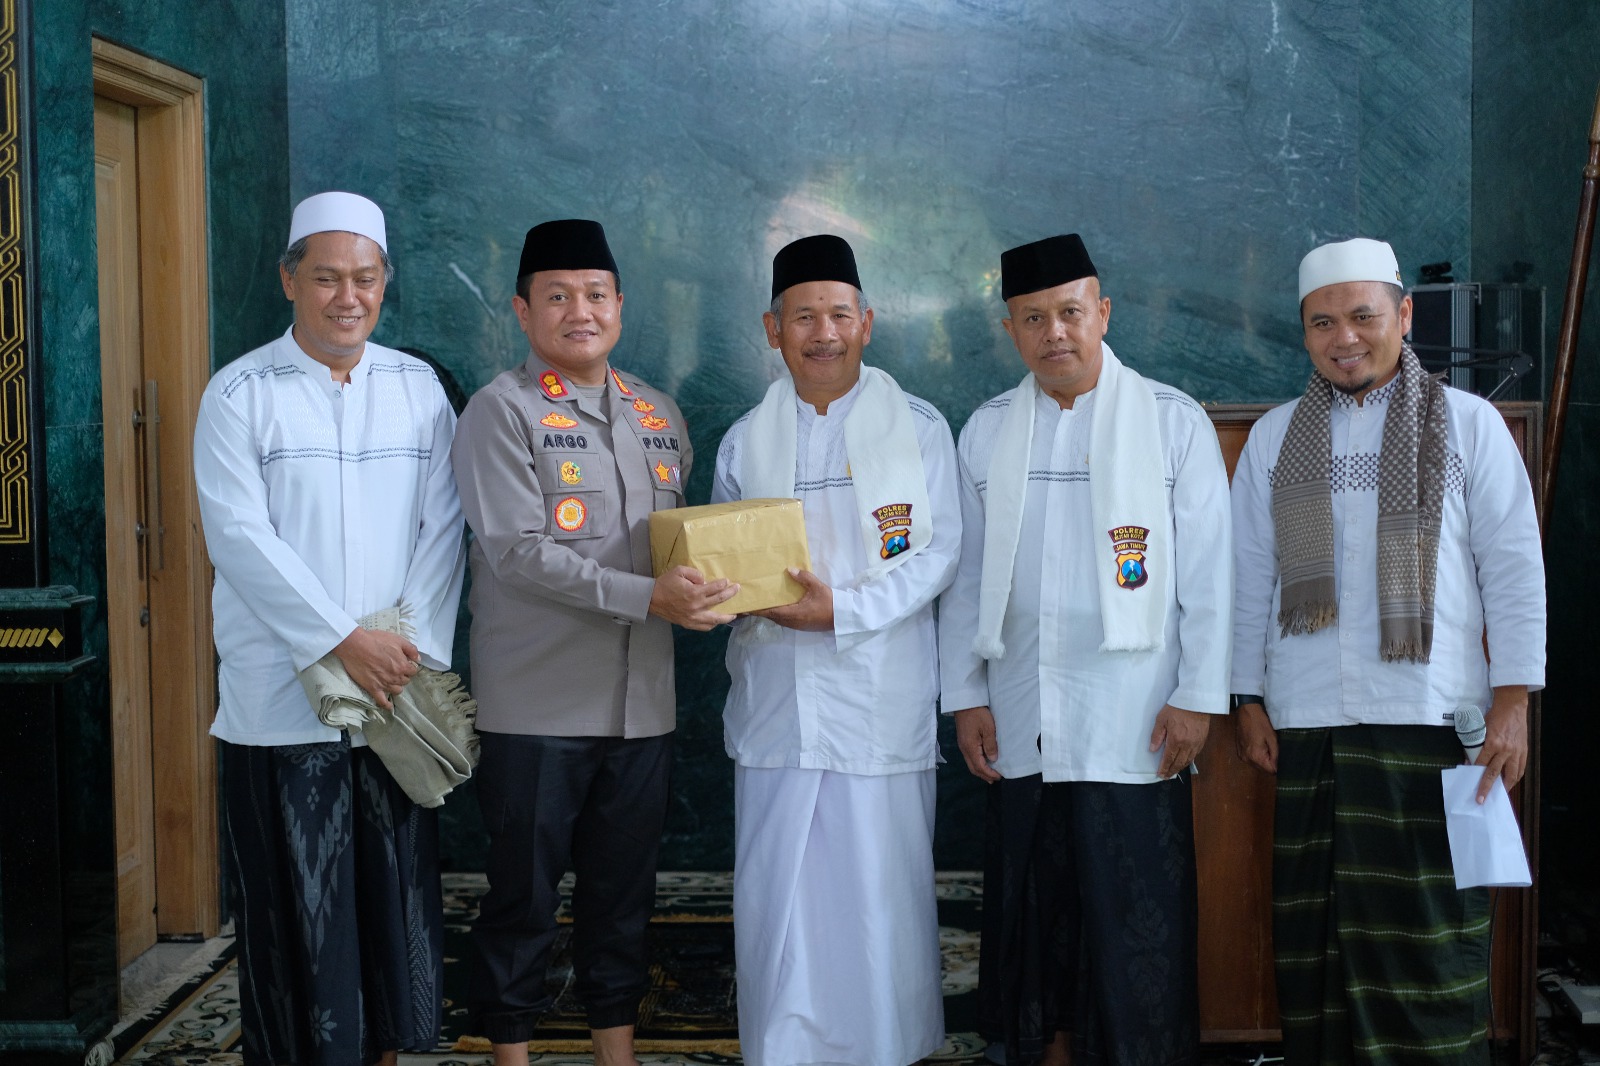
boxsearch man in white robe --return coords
[1230,238,1545,1065]
[713,234,960,1066]
[193,192,465,1066]
[938,233,1231,1066]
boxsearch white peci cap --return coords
[1297,237,1402,302]
[287,191,387,252]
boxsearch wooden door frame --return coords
[91,38,218,941]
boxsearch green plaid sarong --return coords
[1272,725,1491,1066]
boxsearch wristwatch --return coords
[1230,693,1265,713]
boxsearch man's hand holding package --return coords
[650,565,739,631]
[751,567,834,631]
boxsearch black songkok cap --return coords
[517,219,619,285]
[1000,233,1097,301]
[770,234,863,301]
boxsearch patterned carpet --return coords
[110,871,1599,1065]
[113,871,989,1065]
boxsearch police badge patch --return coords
[1108,525,1150,590]
[872,503,914,559]
[560,461,583,485]
[554,496,588,532]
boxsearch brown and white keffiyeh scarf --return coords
[1272,343,1447,662]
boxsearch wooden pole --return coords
[1540,83,1600,528]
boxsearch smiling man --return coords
[193,191,466,1065]
[1230,237,1546,1066]
[450,219,735,1066]
[938,233,1231,1066]
[713,234,959,1065]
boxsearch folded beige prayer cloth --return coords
[299,605,480,808]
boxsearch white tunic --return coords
[939,380,1233,784]
[194,328,466,745]
[712,378,961,774]
[715,375,956,1065]
[1230,378,1545,728]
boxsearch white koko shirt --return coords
[939,380,1233,784]
[194,328,466,745]
[1230,377,1545,728]
[713,377,961,776]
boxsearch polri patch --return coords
[872,503,913,559]
[554,496,588,532]
[1108,525,1150,590]
[540,412,579,429]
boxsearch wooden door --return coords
[94,94,159,968]
[91,40,221,966]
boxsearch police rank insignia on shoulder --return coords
[633,398,656,413]
[639,414,670,431]
[1108,525,1151,590]
[539,371,569,399]
[610,368,634,396]
[540,412,579,429]
[872,503,913,559]
[560,461,583,485]
[554,496,588,532]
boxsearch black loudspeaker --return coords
[1409,283,1544,401]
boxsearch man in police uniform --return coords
[451,219,737,1066]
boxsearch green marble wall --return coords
[29,0,289,889]
[1472,0,1600,962]
[283,0,1481,870]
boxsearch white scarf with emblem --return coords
[974,343,1170,657]
[741,365,933,583]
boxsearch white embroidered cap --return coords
[287,191,387,252]
[1297,237,1403,302]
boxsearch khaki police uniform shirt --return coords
[451,353,689,737]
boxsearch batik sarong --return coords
[980,774,1200,1066]
[222,738,443,1066]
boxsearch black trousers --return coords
[468,731,673,1041]
[980,774,1200,1066]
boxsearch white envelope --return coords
[1440,766,1533,889]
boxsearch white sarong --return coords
[733,765,944,1066]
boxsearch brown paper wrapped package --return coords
[648,498,812,614]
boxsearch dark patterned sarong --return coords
[980,774,1199,1066]
[222,738,443,1066]
[1273,725,1491,1066]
